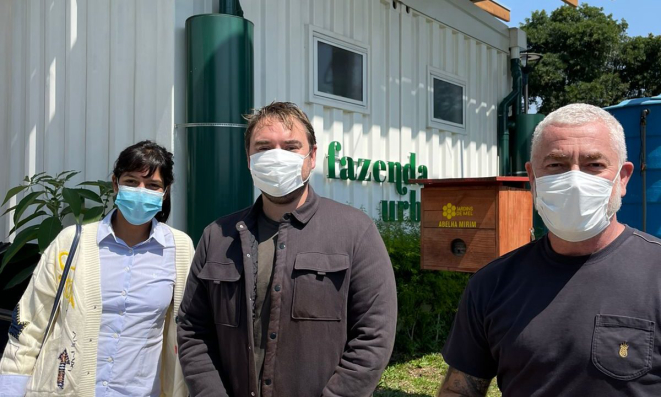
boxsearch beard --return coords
[607,176,622,218]
[262,181,308,205]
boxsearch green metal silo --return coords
[185,11,254,243]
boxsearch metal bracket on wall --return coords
[175,122,247,129]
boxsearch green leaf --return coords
[37,216,63,253]
[8,210,47,236]
[74,188,102,203]
[78,181,107,188]
[0,225,40,273]
[30,172,46,181]
[82,206,104,224]
[2,185,29,206]
[13,191,45,224]
[60,206,72,217]
[2,204,17,217]
[31,172,49,183]
[56,170,76,178]
[62,188,82,217]
[4,264,38,290]
[64,171,80,182]
[44,185,57,195]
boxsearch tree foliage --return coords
[521,4,661,114]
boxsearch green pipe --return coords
[219,0,243,17]
[497,58,523,176]
[186,14,254,243]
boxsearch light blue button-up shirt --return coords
[95,210,175,397]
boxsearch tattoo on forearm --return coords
[437,367,491,397]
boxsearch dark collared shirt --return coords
[177,187,398,397]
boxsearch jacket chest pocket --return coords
[198,261,243,327]
[591,314,655,380]
[292,253,350,321]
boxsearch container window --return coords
[316,41,364,102]
[428,66,466,133]
[309,26,369,113]
[433,78,464,125]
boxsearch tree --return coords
[619,34,661,99]
[522,4,630,114]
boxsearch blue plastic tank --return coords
[605,95,661,237]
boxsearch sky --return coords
[503,0,661,38]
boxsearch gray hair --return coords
[530,103,627,167]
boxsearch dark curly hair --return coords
[112,140,174,223]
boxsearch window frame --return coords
[308,26,370,114]
[428,65,467,134]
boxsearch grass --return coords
[375,353,502,397]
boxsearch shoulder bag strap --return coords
[39,223,82,351]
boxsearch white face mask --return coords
[250,149,311,197]
[534,169,621,242]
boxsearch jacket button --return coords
[265,379,272,386]
[251,393,255,396]
[283,213,290,220]
[270,332,277,340]
[274,285,281,292]
[278,243,286,250]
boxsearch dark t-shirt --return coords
[442,226,661,396]
[254,212,279,390]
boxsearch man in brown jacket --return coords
[177,102,397,397]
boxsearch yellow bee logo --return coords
[619,342,629,358]
[442,203,457,220]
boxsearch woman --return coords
[0,141,194,397]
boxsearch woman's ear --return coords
[112,175,119,194]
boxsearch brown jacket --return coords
[177,187,397,397]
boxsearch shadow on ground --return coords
[373,387,431,397]
[388,352,439,365]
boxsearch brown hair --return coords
[243,101,317,153]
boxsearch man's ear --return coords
[525,161,534,183]
[618,161,635,197]
[309,144,318,170]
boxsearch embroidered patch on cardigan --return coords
[8,304,29,340]
[57,349,70,389]
[58,251,76,308]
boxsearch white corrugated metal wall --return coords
[0,0,511,240]
[240,0,509,219]
[0,0,181,239]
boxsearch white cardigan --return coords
[0,222,194,396]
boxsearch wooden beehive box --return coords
[413,177,533,273]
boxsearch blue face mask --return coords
[115,185,165,225]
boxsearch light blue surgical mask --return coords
[115,185,164,225]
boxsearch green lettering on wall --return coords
[340,157,356,180]
[417,165,429,179]
[387,161,408,195]
[397,200,410,220]
[381,200,396,222]
[357,159,372,181]
[372,161,387,183]
[327,141,341,179]
[403,153,416,184]
[409,189,421,222]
